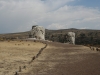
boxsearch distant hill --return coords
[0,31,29,39]
[0,29,100,45]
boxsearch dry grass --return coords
[19,42,100,75]
[0,41,100,75]
[0,41,45,75]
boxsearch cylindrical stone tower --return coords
[29,25,45,40]
[67,32,75,44]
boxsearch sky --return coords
[0,0,100,33]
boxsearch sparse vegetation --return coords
[0,29,100,75]
[0,41,45,75]
[45,29,100,46]
[0,29,100,46]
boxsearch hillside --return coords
[45,29,100,45]
[0,29,100,45]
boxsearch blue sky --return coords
[71,0,100,8]
[0,0,100,33]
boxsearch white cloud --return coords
[46,6,100,29]
[0,0,100,33]
[47,23,66,29]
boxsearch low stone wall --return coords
[14,41,48,75]
[89,46,100,51]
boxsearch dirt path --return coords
[19,42,100,75]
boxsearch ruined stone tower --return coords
[67,32,75,44]
[29,25,45,40]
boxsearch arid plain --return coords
[0,41,45,75]
[0,41,100,75]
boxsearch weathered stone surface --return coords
[29,25,45,40]
[67,32,75,44]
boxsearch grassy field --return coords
[0,41,45,75]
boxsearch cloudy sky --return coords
[0,0,100,33]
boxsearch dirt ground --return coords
[0,41,45,75]
[19,42,100,75]
[0,41,100,75]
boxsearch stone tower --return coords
[67,32,75,44]
[29,25,45,40]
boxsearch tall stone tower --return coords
[29,25,45,40]
[67,32,75,44]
